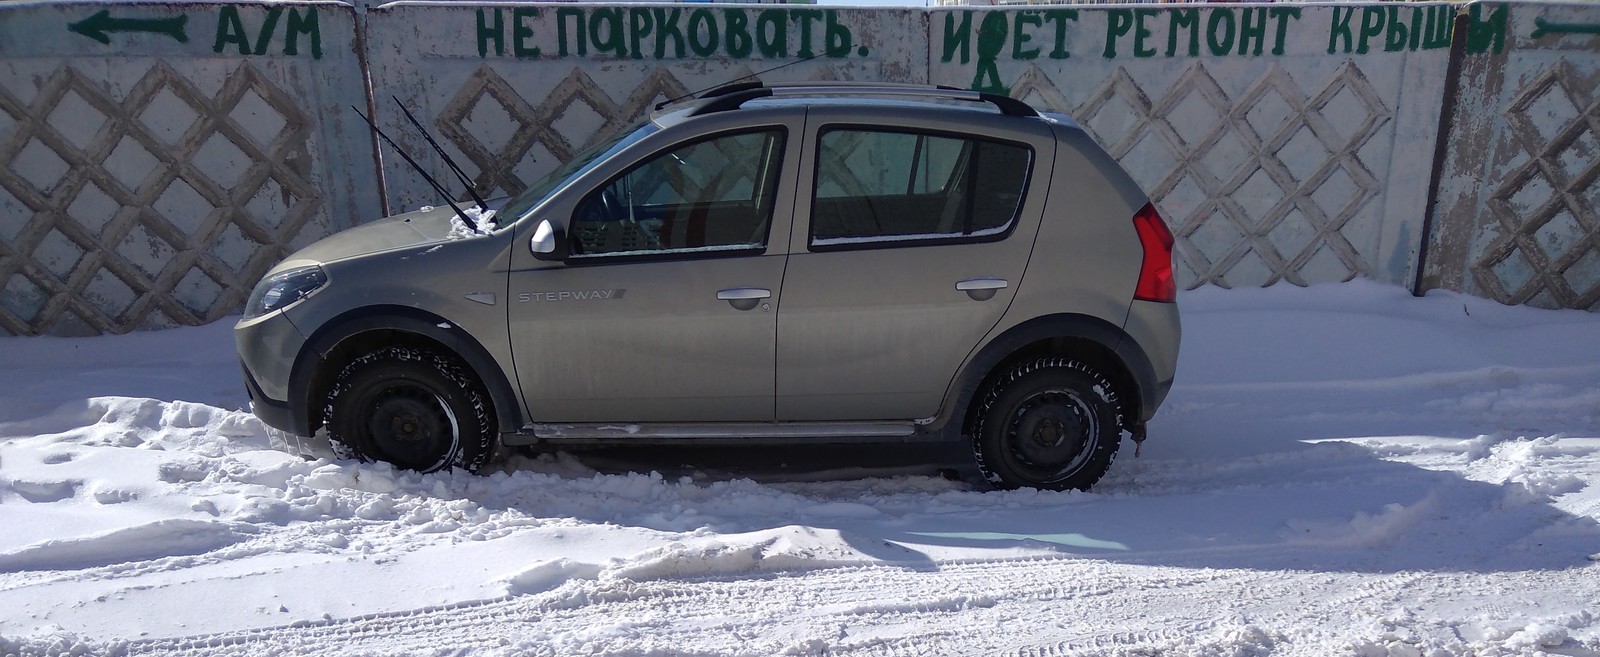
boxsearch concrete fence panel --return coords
[0,1,1594,338]
[363,2,929,214]
[0,0,376,336]
[1421,1,1600,310]
[929,4,1468,290]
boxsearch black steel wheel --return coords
[324,346,495,473]
[973,358,1122,491]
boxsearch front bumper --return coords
[235,305,313,431]
[241,363,295,433]
[243,361,338,460]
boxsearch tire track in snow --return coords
[1005,620,1225,657]
[984,568,1297,657]
[0,517,375,594]
[124,595,525,656]
[1327,571,1426,607]
[122,558,1263,656]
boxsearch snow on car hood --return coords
[266,205,492,272]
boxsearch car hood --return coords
[271,206,470,271]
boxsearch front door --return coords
[509,127,793,423]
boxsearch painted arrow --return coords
[1531,17,1600,39]
[68,10,189,45]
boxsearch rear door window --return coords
[810,129,1032,249]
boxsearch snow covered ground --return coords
[1,279,1597,657]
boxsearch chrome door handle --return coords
[716,287,772,300]
[956,278,1008,291]
[956,277,1008,301]
[717,287,771,311]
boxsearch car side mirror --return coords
[529,219,568,261]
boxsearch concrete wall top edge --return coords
[0,1,359,59]
[1494,0,1600,7]
[371,1,909,6]
[367,2,921,11]
[0,0,354,8]
[363,1,1473,11]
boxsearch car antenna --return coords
[352,105,477,232]
[655,50,828,111]
[391,96,489,215]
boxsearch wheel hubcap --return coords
[366,386,456,470]
[1007,390,1097,474]
[390,413,422,440]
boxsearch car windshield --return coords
[496,119,658,225]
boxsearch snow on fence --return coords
[0,0,1595,336]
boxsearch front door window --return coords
[571,129,786,257]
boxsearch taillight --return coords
[1132,202,1176,303]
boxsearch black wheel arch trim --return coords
[285,306,523,436]
[936,312,1159,435]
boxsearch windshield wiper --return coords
[353,104,487,233]
[392,96,490,218]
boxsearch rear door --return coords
[775,108,1055,421]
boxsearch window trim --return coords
[565,126,789,263]
[805,125,1034,254]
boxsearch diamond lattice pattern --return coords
[434,67,691,203]
[0,63,323,335]
[1471,60,1600,310]
[1013,61,1392,289]
[428,65,857,207]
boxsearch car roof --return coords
[650,82,1079,131]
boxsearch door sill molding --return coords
[507,421,919,445]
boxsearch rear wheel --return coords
[973,357,1122,491]
[324,346,496,473]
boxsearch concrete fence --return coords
[929,3,1459,290]
[0,1,377,336]
[0,0,1595,336]
[364,4,929,214]
[1419,1,1600,310]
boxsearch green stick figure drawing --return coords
[971,12,1009,93]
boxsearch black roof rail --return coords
[697,80,766,100]
[666,81,1040,118]
[686,87,774,117]
[654,79,764,113]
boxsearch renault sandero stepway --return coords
[235,82,1180,491]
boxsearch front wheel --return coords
[973,358,1123,491]
[324,346,496,473]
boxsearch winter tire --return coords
[973,358,1122,491]
[324,346,496,473]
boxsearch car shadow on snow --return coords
[526,434,1600,576]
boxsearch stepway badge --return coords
[517,289,627,303]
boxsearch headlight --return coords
[243,265,327,319]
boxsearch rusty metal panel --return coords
[928,4,1461,290]
[363,3,929,215]
[1422,2,1600,310]
[0,1,377,336]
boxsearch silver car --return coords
[235,82,1180,491]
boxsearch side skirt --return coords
[503,421,953,446]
